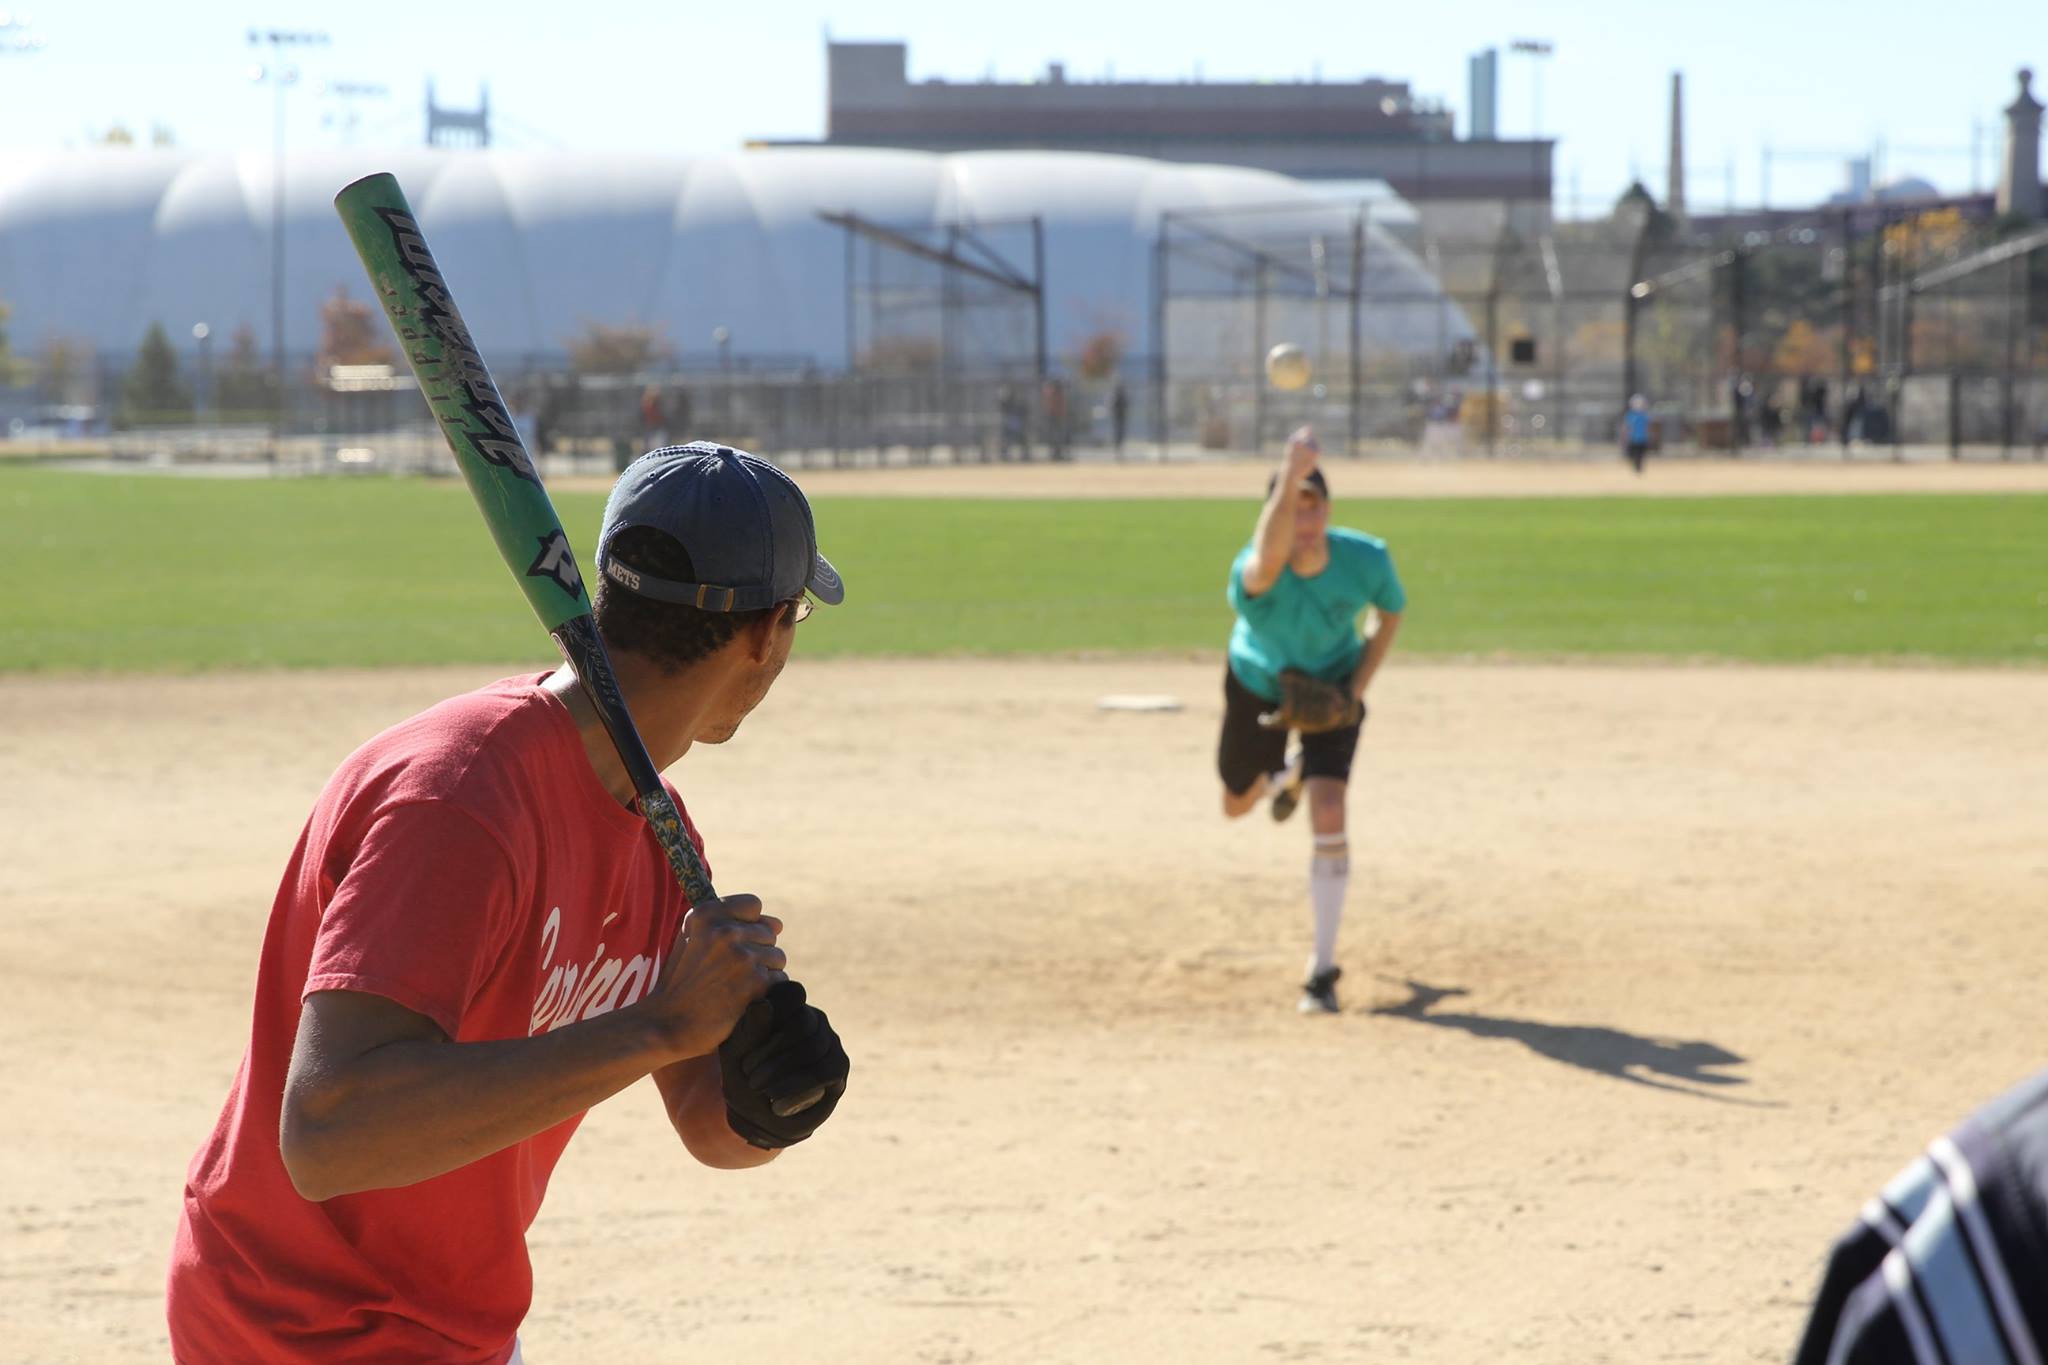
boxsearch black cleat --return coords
[1269,753,1305,823]
[1298,966,1342,1015]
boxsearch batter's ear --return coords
[740,607,785,663]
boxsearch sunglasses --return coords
[783,593,815,624]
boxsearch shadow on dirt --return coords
[1369,979,1775,1105]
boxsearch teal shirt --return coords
[1227,528,1407,702]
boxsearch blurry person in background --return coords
[1621,394,1652,475]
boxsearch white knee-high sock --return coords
[1309,835,1350,977]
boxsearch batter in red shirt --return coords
[168,445,851,1362]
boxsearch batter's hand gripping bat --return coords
[334,172,823,1116]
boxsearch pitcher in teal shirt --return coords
[1217,427,1406,1015]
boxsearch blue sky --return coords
[2,0,2037,213]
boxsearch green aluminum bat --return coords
[334,174,823,1116]
[333,170,713,904]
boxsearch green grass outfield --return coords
[6,469,2045,672]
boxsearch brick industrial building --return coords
[778,40,1552,218]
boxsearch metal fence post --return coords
[1730,247,1747,457]
[842,218,855,370]
[1948,372,1961,460]
[2029,244,2042,462]
[1154,215,1169,460]
[1483,287,1498,457]
[1622,285,1639,425]
[1621,212,1649,439]
[1896,221,1914,456]
[1548,237,1566,448]
[1838,208,1854,458]
[1253,257,1269,455]
[1031,216,1048,384]
[1349,209,1365,457]
[2004,252,2020,459]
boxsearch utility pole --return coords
[1837,208,1853,456]
[1666,72,1686,221]
[248,27,329,460]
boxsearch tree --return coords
[1771,319,1837,376]
[316,285,394,371]
[1565,314,1626,367]
[565,321,673,375]
[89,123,175,148]
[215,323,277,416]
[1883,207,1972,271]
[0,300,24,386]
[121,322,193,424]
[1072,327,1125,381]
[38,335,93,403]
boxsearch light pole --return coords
[1509,38,1553,140]
[248,27,329,456]
[320,79,389,146]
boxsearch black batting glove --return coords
[719,980,849,1149]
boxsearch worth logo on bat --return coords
[528,531,584,599]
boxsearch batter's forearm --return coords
[658,1055,781,1169]
[281,1009,672,1201]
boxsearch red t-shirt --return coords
[167,674,702,1363]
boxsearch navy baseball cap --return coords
[597,443,844,611]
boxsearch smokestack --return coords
[1846,156,1873,203]
[1667,72,1686,220]
[1468,48,1498,140]
[1998,67,2043,220]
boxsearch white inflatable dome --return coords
[0,146,1450,366]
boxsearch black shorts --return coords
[1217,665,1363,796]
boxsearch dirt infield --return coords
[762,454,2048,500]
[6,658,2046,1362]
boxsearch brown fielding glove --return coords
[1257,669,1365,734]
